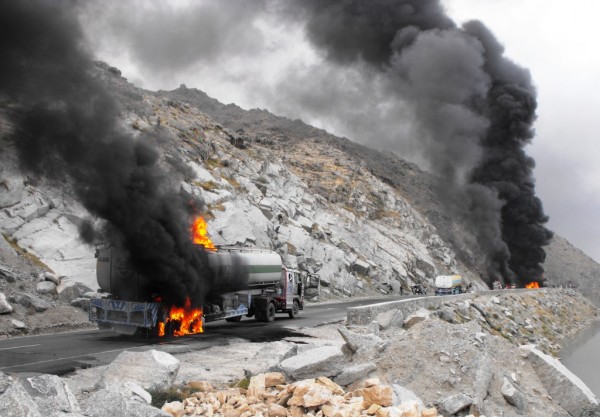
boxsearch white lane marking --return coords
[0,344,40,351]
[0,346,145,370]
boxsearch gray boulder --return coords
[403,308,431,329]
[0,292,13,314]
[21,374,81,416]
[0,372,42,417]
[0,263,17,283]
[435,306,457,323]
[43,272,61,285]
[377,309,404,330]
[82,387,124,417]
[338,327,385,353]
[392,384,425,407]
[11,319,26,329]
[521,345,599,416]
[36,281,57,294]
[10,293,50,312]
[70,298,90,311]
[501,377,526,411]
[57,280,93,303]
[81,385,167,417]
[279,345,345,380]
[101,349,180,391]
[473,354,493,412]
[334,363,377,386]
[0,176,24,209]
[438,393,473,416]
[353,259,370,275]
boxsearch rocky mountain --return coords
[1,61,600,335]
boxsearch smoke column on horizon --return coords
[286,0,553,285]
[0,0,215,306]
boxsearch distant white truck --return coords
[434,275,463,296]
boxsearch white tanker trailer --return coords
[89,246,318,335]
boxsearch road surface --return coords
[0,295,420,376]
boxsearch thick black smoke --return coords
[0,0,215,306]
[73,0,552,285]
[285,0,552,285]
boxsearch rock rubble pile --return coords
[161,374,440,417]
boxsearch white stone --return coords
[23,374,81,415]
[188,161,216,182]
[353,259,371,275]
[0,175,24,209]
[36,281,57,294]
[0,374,43,417]
[101,349,180,391]
[521,345,598,415]
[0,292,13,314]
[11,319,26,329]
[280,345,345,380]
[57,280,93,303]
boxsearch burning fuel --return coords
[191,216,217,251]
[158,297,203,337]
[526,282,540,289]
[157,215,213,337]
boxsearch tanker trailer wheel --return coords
[225,315,242,322]
[288,300,300,319]
[266,303,276,322]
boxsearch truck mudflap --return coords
[89,299,160,329]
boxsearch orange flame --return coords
[158,297,203,337]
[191,216,216,251]
[525,282,540,289]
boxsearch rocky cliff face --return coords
[1,62,599,335]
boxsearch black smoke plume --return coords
[0,0,215,306]
[286,0,552,285]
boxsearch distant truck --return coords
[434,275,463,296]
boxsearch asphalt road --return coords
[0,294,421,376]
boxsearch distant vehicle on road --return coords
[434,275,463,296]
[411,284,428,295]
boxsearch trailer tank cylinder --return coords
[207,248,282,291]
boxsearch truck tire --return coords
[266,303,276,322]
[288,300,300,319]
[225,315,242,322]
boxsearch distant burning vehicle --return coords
[89,216,319,336]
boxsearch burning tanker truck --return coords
[89,218,320,336]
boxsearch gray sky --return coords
[79,0,600,263]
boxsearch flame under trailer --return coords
[88,246,319,335]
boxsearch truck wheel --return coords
[288,300,300,319]
[266,303,276,322]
